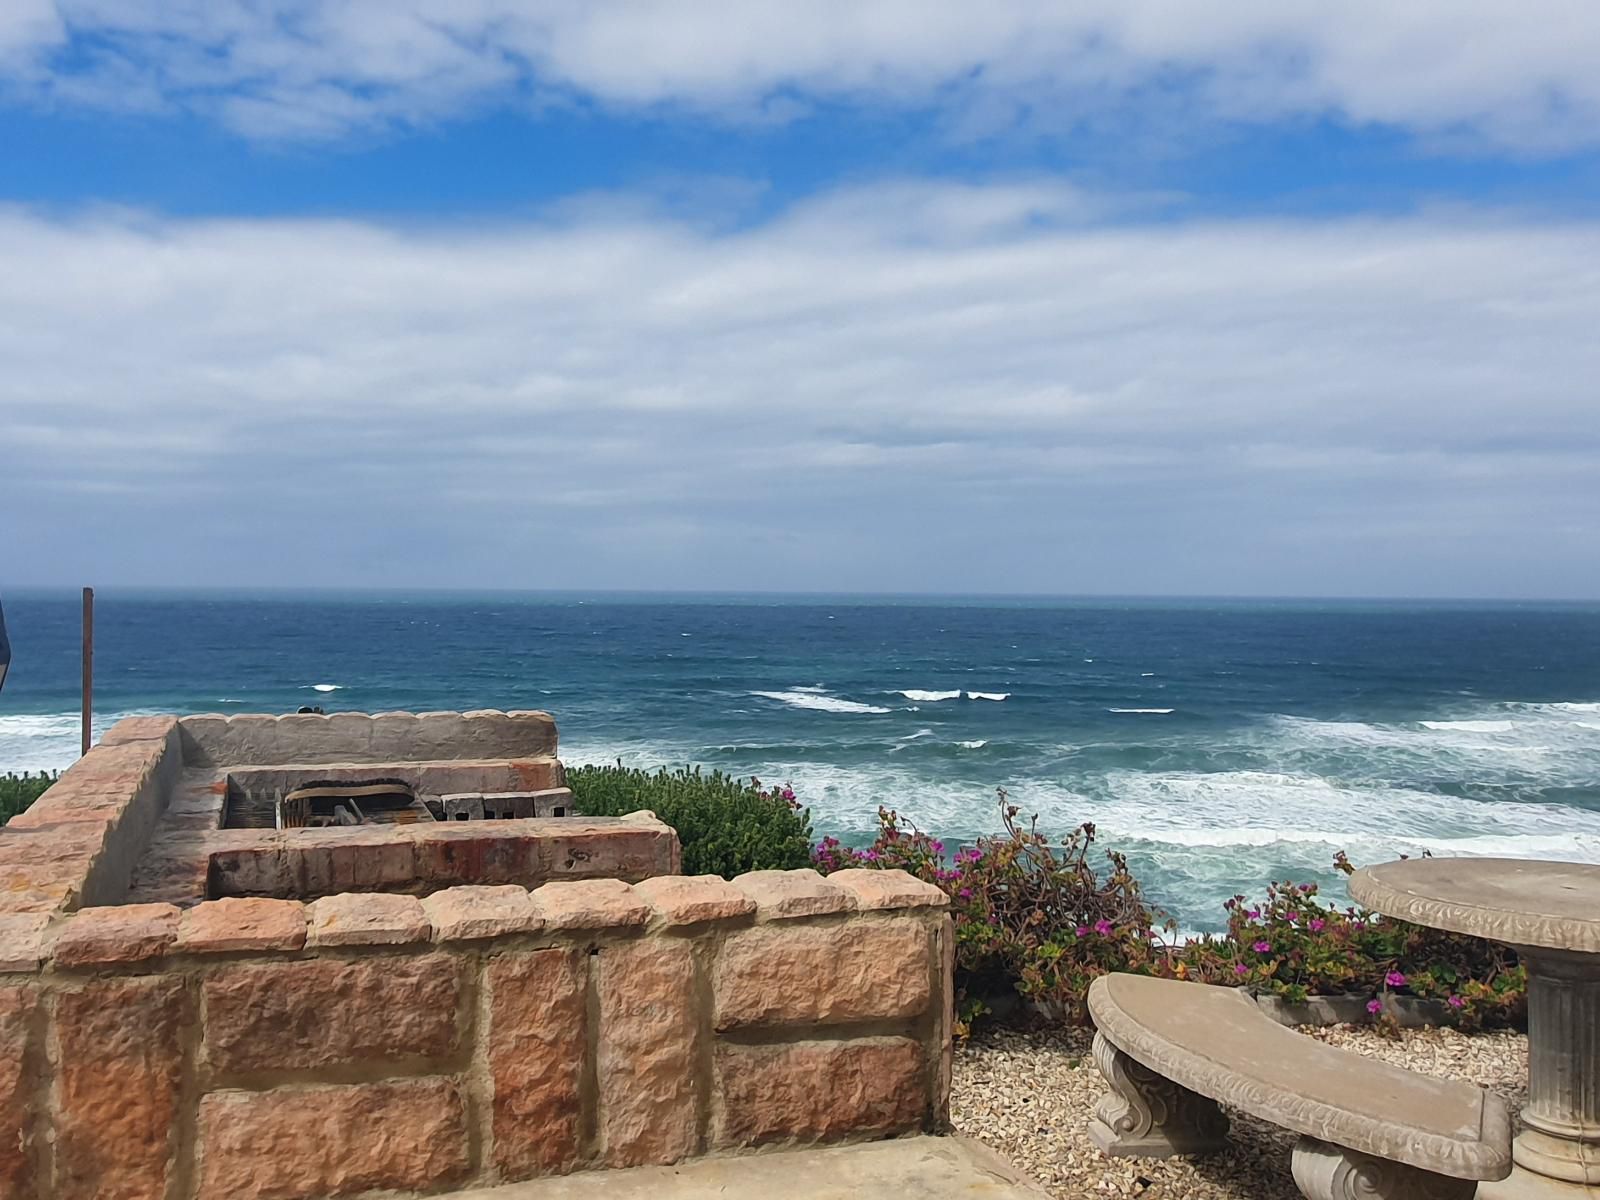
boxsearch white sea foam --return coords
[1420,719,1514,733]
[750,691,892,715]
[958,739,988,749]
[967,691,1009,701]
[1140,672,1156,677]
[0,709,160,773]
[792,684,829,693]
[898,690,961,702]
[309,683,342,693]
[1109,707,1173,714]
[1546,702,1600,712]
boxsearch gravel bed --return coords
[951,1023,1527,1199]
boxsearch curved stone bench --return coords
[1086,974,1513,1199]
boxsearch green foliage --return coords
[816,791,1524,1035]
[0,772,57,825]
[568,763,814,878]
[1172,856,1524,1030]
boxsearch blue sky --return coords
[3,2,1599,597]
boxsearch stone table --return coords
[1350,857,1600,1200]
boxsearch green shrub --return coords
[816,791,1524,1034]
[0,772,57,826]
[568,763,814,878]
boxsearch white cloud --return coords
[1,180,1597,595]
[3,1,1599,150]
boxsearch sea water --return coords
[2,589,1597,931]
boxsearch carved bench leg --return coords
[1290,1137,1476,1200]
[1087,1031,1229,1157]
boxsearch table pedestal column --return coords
[1480,948,1600,1199]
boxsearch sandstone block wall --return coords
[0,869,953,1200]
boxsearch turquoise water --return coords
[3,590,1598,929]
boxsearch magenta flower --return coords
[1352,920,1367,931]
[1234,963,1249,976]
[1367,998,1383,1015]
[1094,919,1114,936]
[1385,971,1406,987]
[1253,940,1272,954]
[1286,911,1300,923]
[1247,908,1261,921]
[1308,918,1326,933]
[1075,925,1089,937]
[958,888,972,901]
[1448,995,1465,1009]
[932,840,945,854]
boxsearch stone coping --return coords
[1350,857,1600,955]
[0,868,946,975]
[1088,973,1513,1181]
[178,709,560,767]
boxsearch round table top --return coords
[1349,857,1600,955]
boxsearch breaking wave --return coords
[967,691,1009,701]
[898,690,961,702]
[750,691,893,715]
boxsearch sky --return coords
[2,3,1599,598]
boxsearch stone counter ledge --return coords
[0,868,948,972]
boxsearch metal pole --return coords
[81,587,93,757]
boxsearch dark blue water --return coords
[4,590,1599,929]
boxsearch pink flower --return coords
[1247,908,1261,921]
[1385,971,1406,987]
[1308,918,1326,933]
[1352,920,1366,931]
[1448,995,1465,1009]
[1075,925,1089,937]
[1253,940,1272,954]
[1286,911,1300,923]
[1094,919,1114,936]
[958,888,972,901]
[1367,998,1383,1015]
[1234,963,1249,976]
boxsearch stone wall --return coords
[0,869,953,1200]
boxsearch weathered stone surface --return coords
[715,918,930,1030]
[714,1038,927,1147]
[98,715,180,746]
[293,825,419,895]
[532,879,652,930]
[196,1079,470,1199]
[598,939,698,1166]
[1087,973,1513,1181]
[490,948,586,1179]
[307,892,430,946]
[937,914,955,1122]
[53,903,180,967]
[182,708,560,767]
[204,954,463,1075]
[56,976,185,1200]
[408,823,544,888]
[0,913,55,971]
[732,869,857,919]
[1351,858,1600,955]
[536,823,680,883]
[634,876,756,927]
[176,897,306,953]
[0,986,40,1197]
[424,884,542,941]
[824,868,949,911]
[0,821,110,874]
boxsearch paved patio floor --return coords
[448,1137,1049,1199]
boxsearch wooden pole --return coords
[81,587,93,757]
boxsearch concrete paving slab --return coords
[447,1136,1050,1199]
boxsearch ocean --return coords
[2,590,1598,931]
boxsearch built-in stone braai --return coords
[0,711,956,1200]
